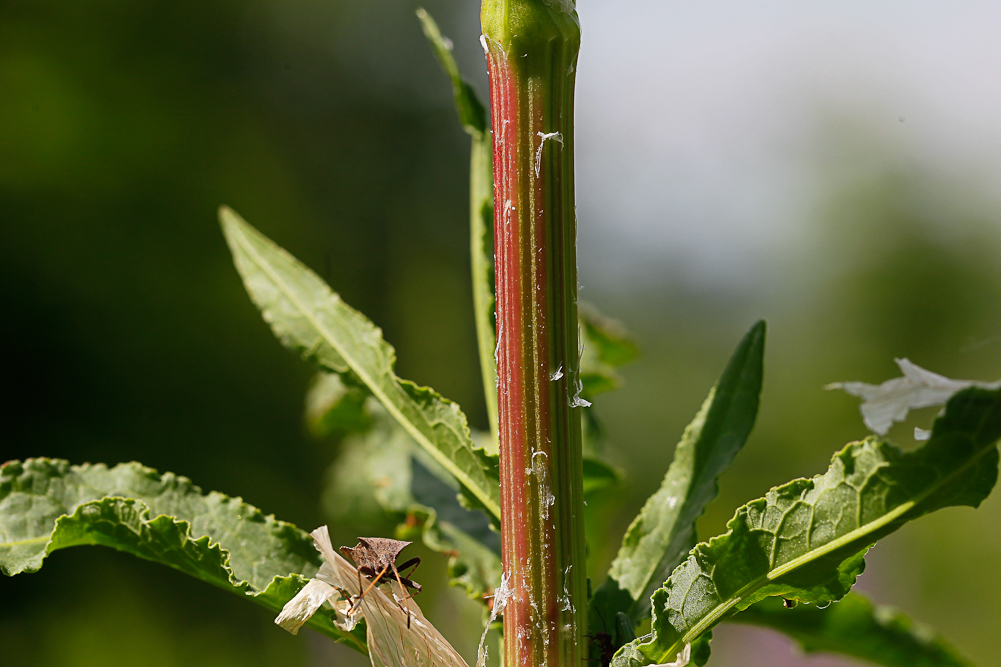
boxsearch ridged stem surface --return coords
[481,3,585,667]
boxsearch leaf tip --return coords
[218,205,242,230]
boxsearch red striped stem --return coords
[481,3,585,667]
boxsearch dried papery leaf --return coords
[308,526,470,667]
[275,579,340,635]
[829,358,1001,435]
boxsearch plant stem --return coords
[481,3,585,667]
[470,127,499,440]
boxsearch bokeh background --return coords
[3,1,1001,666]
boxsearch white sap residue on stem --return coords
[569,327,591,408]
[534,131,563,177]
[528,451,554,520]
[570,377,591,408]
[477,573,514,667]
[503,199,515,226]
[559,565,574,614]
[494,321,503,388]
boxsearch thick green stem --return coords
[481,3,586,667]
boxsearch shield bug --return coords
[340,537,422,628]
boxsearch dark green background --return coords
[3,1,1000,666]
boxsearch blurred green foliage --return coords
[3,1,1001,666]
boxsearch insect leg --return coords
[349,563,390,615]
[397,556,421,577]
[398,577,422,595]
[391,565,413,629]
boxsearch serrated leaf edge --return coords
[219,209,501,522]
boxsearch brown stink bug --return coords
[340,537,422,628]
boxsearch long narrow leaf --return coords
[612,386,1001,667]
[220,208,501,522]
[416,9,497,439]
[416,8,487,137]
[730,594,974,667]
[0,459,366,652]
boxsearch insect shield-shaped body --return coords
[340,537,422,628]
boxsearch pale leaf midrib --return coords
[230,223,500,520]
[0,535,50,549]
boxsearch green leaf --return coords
[323,404,415,526]
[600,321,765,621]
[416,8,498,440]
[612,386,1001,667]
[220,207,501,522]
[325,405,503,601]
[416,507,503,603]
[0,458,367,652]
[582,457,623,497]
[305,372,371,439]
[731,593,974,667]
[416,8,487,137]
[580,303,639,368]
[579,303,640,400]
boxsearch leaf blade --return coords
[579,303,640,400]
[416,9,498,439]
[416,8,487,138]
[602,321,765,619]
[219,207,501,522]
[612,386,1001,667]
[0,458,366,651]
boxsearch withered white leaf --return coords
[275,578,343,635]
[277,526,470,667]
[828,358,1001,435]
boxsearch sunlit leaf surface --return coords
[0,459,366,651]
[220,207,501,522]
[612,386,1001,667]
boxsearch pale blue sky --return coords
[573,1,1001,287]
